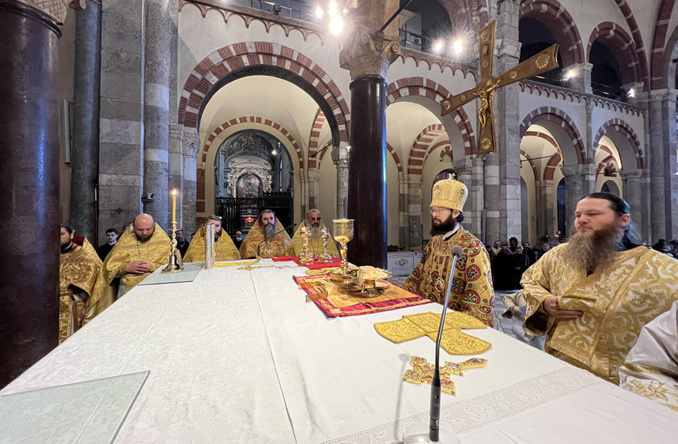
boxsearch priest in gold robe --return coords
[522,193,678,384]
[403,179,494,327]
[184,215,240,262]
[59,225,102,343]
[286,209,339,258]
[86,214,170,323]
[240,209,291,259]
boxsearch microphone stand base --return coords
[402,423,462,444]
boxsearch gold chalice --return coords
[332,218,354,275]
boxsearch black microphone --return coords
[430,244,464,442]
[256,222,297,257]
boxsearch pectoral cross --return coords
[441,21,560,154]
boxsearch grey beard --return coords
[264,224,276,239]
[311,226,322,238]
[561,228,624,273]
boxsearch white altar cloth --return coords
[3,259,677,443]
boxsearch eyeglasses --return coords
[430,208,451,215]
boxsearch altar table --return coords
[2,259,676,443]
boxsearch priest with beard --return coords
[286,209,340,258]
[403,179,494,327]
[240,209,291,259]
[85,214,170,323]
[184,215,240,262]
[522,192,678,384]
[59,225,102,343]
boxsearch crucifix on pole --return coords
[440,20,560,154]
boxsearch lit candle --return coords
[172,189,177,223]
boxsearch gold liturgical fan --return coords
[441,20,560,154]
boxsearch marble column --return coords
[453,157,479,235]
[535,179,555,241]
[470,156,486,239]
[340,25,400,268]
[406,174,423,250]
[98,0,145,239]
[489,1,522,244]
[561,164,596,237]
[621,169,651,242]
[331,142,349,219]
[398,172,408,249]
[181,126,199,236]
[307,169,320,210]
[70,0,101,243]
[647,90,678,241]
[143,0,171,229]
[0,0,74,388]
[168,1,181,227]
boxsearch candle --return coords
[172,189,177,223]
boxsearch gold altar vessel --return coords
[357,266,392,296]
[332,218,354,275]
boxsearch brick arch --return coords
[650,0,676,89]
[519,0,584,67]
[386,77,476,155]
[520,150,539,181]
[440,0,490,29]
[179,42,350,142]
[408,124,447,175]
[543,152,563,181]
[520,107,585,164]
[386,143,404,175]
[307,110,327,170]
[426,140,452,165]
[587,22,643,87]
[596,154,620,178]
[610,0,649,90]
[592,118,644,169]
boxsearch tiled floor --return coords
[389,275,538,347]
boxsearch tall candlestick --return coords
[172,189,177,223]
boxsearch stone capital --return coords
[406,174,423,185]
[561,163,596,178]
[331,142,350,166]
[495,38,521,59]
[453,158,473,175]
[339,25,401,80]
[15,0,85,24]
[649,88,678,103]
[182,127,200,159]
[620,169,648,180]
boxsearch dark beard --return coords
[137,233,152,243]
[60,242,73,253]
[561,224,624,273]
[214,230,221,241]
[430,213,458,237]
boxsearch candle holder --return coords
[162,221,183,273]
[205,223,215,269]
[332,218,354,275]
[299,226,314,264]
[316,227,332,263]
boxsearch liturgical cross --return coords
[440,20,560,154]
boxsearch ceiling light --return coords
[433,40,444,53]
[328,0,338,17]
[628,88,635,98]
[452,39,463,55]
[329,16,344,35]
[315,6,324,18]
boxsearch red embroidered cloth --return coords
[293,274,431,318]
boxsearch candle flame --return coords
[172,189,177,196]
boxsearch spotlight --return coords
[272,149,277,155]
[628,88,636,98]
[433,40,444,53]
[328,0,338,16]
[564,69,577,81]
[452,39,463,55]
[329,16,344,35]
[315,6,324,18]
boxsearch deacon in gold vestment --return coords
[403,179,494,327]
[286,209,339,258]
[86,214,170,323]
[522,193,678,384]
[184,215,240,262]
[240,210,291,259]
[59,226,102,343]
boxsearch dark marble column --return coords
[347,75,387,268]
[70,1,101,243]
[0,0,63,388]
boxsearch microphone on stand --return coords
[256,223,297,258]
[430,244,464,442]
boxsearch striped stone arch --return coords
[307,110,327,170]
[610,0,649,90]
[650,0,676,89]
[408,124,447,175]
[178,41,350,142]
[520,0,585,67]
[587,22,643,87]
[592,118,644,169]
[595,153,619,178]
[543,152,563,181]
[425,140,451,164]
[520,150,539,181]
[196,116,304,223]
[440,0,490,29]
[520,107,585,165]
[386,77,476,155]
[386,143,404,175]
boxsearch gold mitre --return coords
[430,179,468,212]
